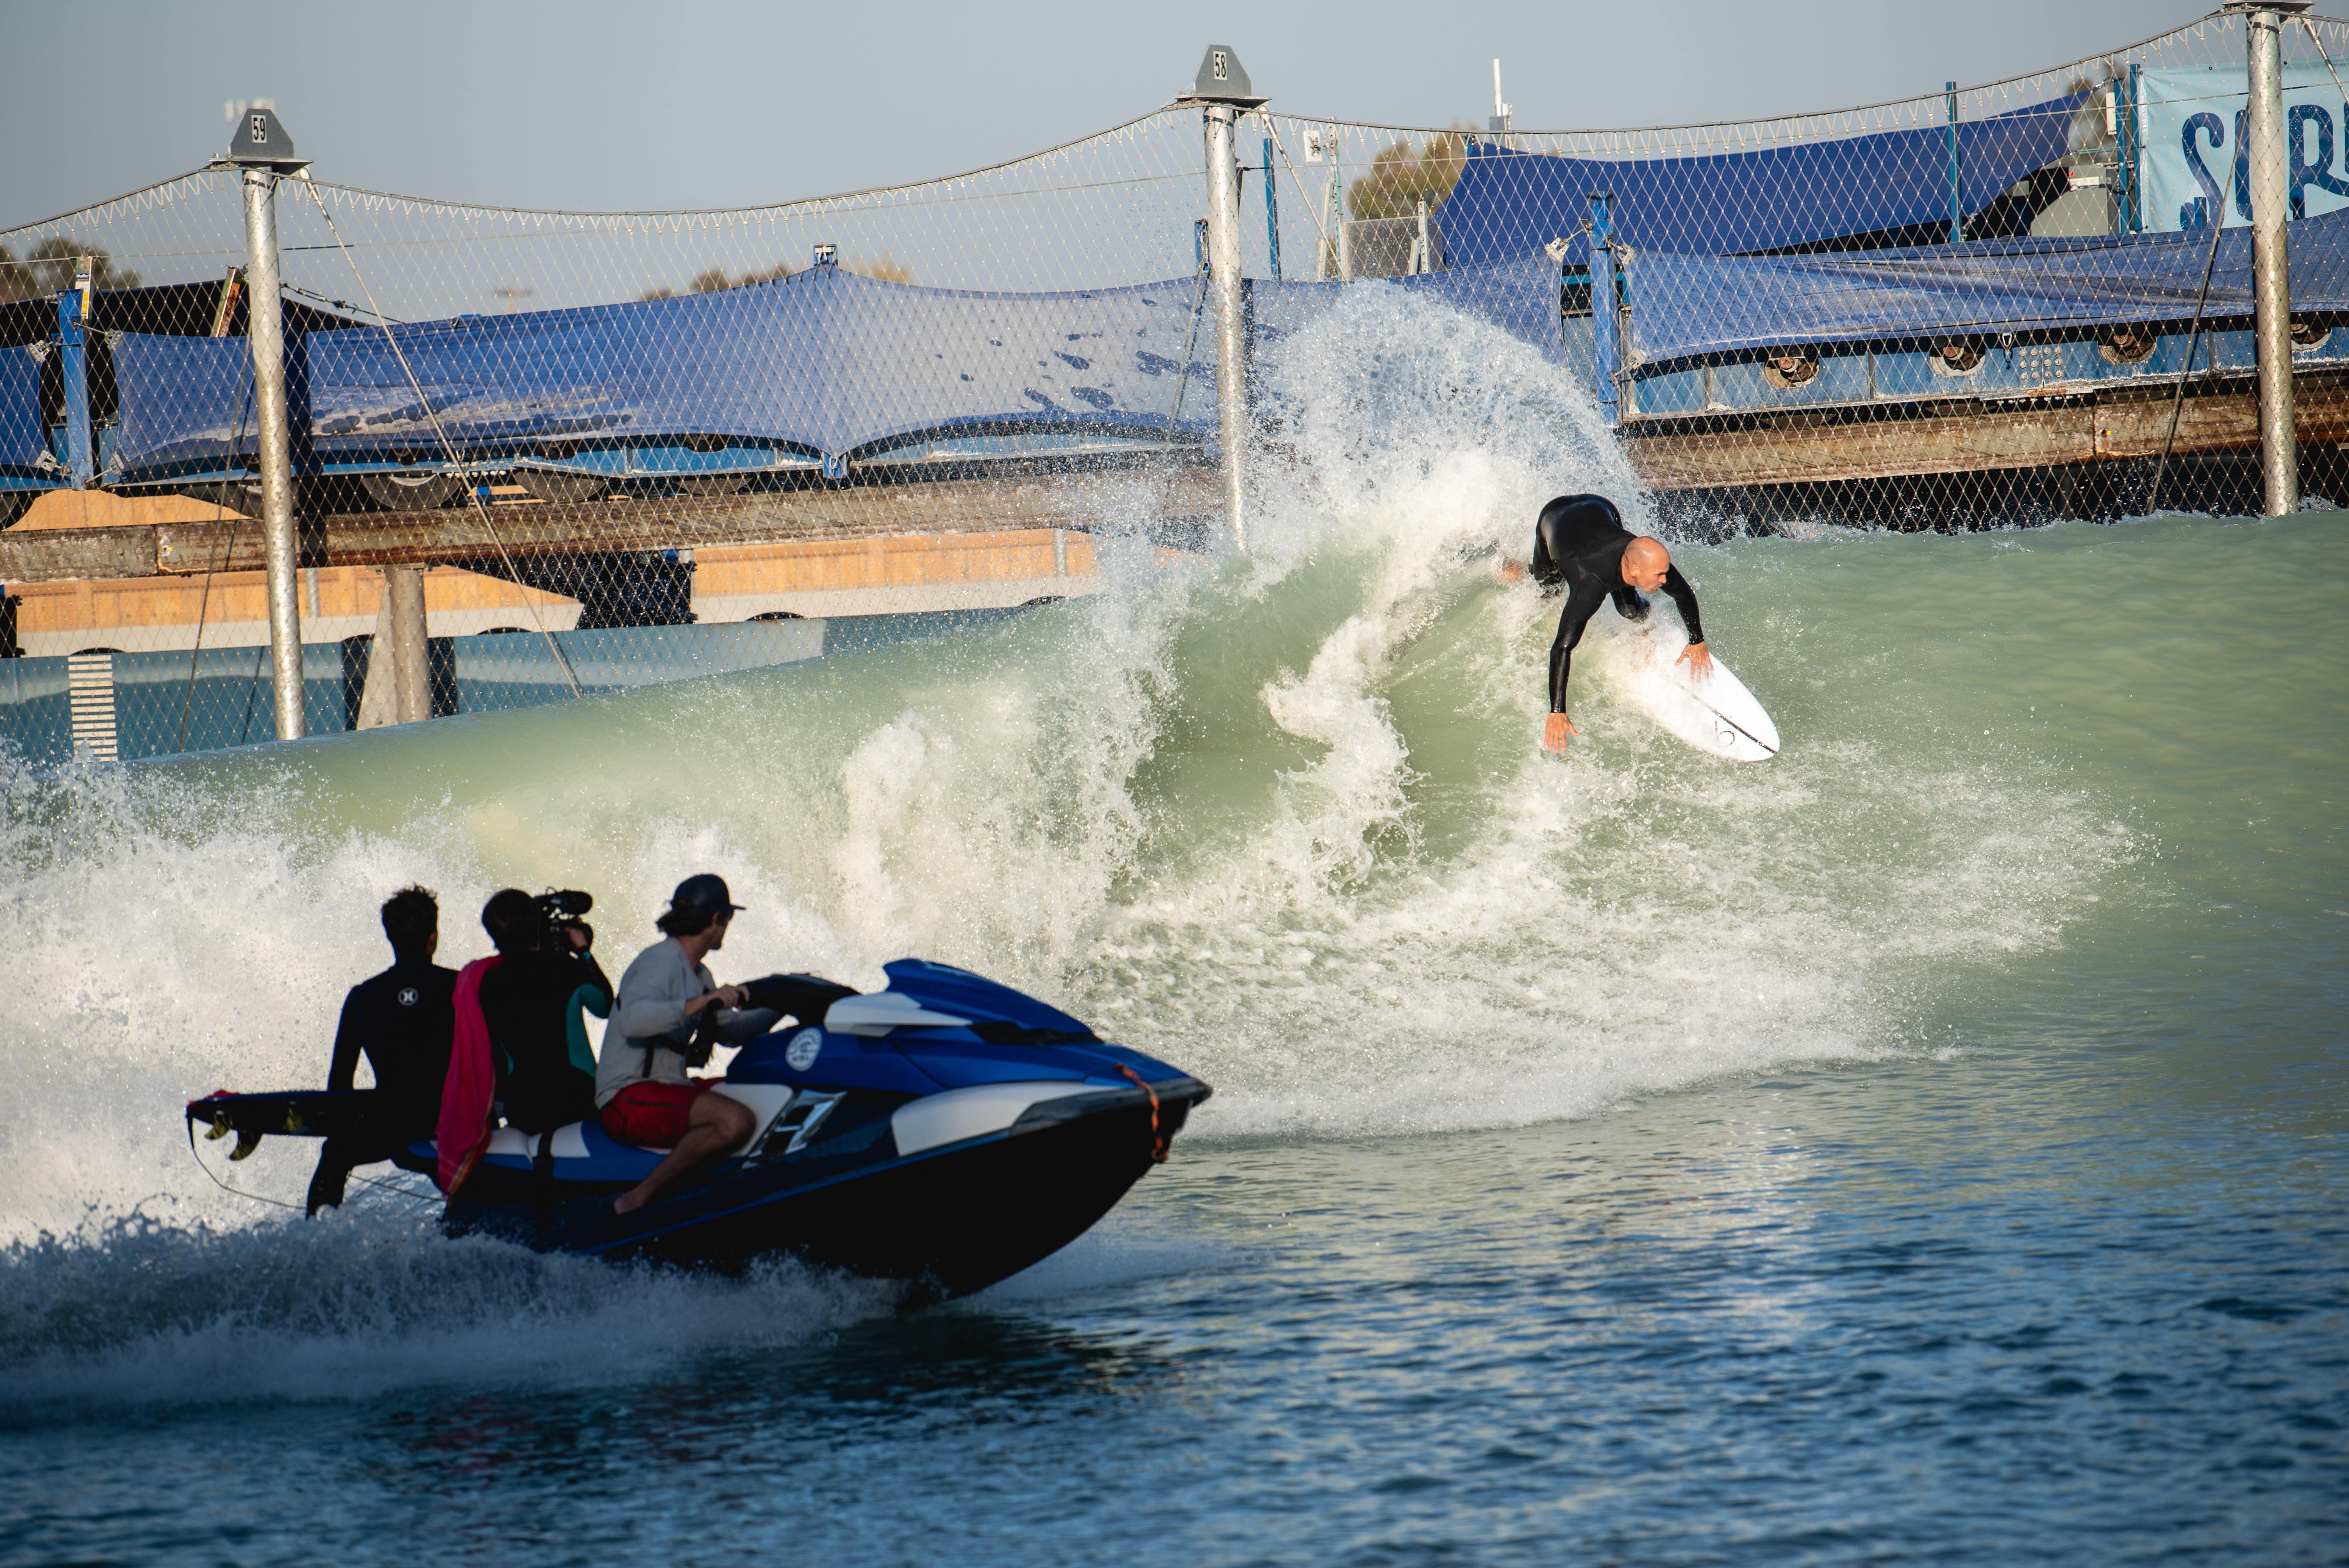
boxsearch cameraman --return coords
[477,887,613,1136]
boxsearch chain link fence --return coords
[5,13,2343,763]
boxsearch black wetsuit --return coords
[1531,494,1706,714]
[307,954,458,1214]
[478,946,612,1134]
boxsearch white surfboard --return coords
[1607,611,1780,761]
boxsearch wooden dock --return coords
[0,465,1220,660]
[0,465,1220,585]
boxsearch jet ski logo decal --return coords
[785,1028,823,1071]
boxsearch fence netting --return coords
[5,13,2342,763]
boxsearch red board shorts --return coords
[600,1080,714,1149]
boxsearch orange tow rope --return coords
[1115,1065,1170,1164]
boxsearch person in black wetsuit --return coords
[307,886,458,1215]
[476,888,613,1136]
[1517,494,1712,752]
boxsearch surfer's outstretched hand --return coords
[1676,641,1715,681]
[1543,712,1578,751]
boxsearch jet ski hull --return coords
[447,1081,1201,1297]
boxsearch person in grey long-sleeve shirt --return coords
[597,935,785,1104]
[598,873,782,1214]
[595,934,727,1108]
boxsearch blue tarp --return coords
[111,335,247,473]
[1441,92,2087,269]
[2,345,46,474]
[112,269,1223,475]
[108,253,1570,478]
[1621,206,2349,367]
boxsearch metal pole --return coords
[242,167,305,739]
[387,565,430,724]
[1203,103,1249,549]
[1317,158,1333,281]
[1588,192,1621,428]
[2246,7,2301,513]
[57,286,91,487]
[2125,63,2143,233]
[1262,137,1282,282]
[1335,145,1352,282]
[1946,81,1963,244]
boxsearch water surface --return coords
[2,294,2340,1564]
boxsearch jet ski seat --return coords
[471,1083,797,1184]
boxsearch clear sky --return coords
[2,0,2210,229]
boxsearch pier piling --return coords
[386,566,430,725]
[2242,4,2303,514]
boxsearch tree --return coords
[1347,130,1468,222]
[640,257,796,301]
[634,252,913,299]
[0,238,144,305]
[843,253,913,283]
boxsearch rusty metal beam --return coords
[1627,403,2096,490]
[1622,373,2349,492]
[0,526,160,582]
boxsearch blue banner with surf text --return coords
[2139,64,2349,231]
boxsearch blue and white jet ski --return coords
[187,960,1210,1300]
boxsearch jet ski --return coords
[187,959,1210,1300]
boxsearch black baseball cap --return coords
[670,873,745,922]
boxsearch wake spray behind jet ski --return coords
[186,959,1210,1302]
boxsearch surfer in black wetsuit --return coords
[307,886,458,1215]
[1509,494,1711,752]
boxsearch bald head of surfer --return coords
[1620,536,1673,595]
[1514,495,1715,752]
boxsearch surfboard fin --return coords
[205,1113,233,1142]
[229,1130,264,1161]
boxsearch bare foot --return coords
[1498,556,1527,583]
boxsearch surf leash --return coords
[1115,1065,1170,1164]
[184,1114,305,1212]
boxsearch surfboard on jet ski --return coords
[186,959,1210,1301]
[1605,608,1779,761]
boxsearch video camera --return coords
[534,889,595,952]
